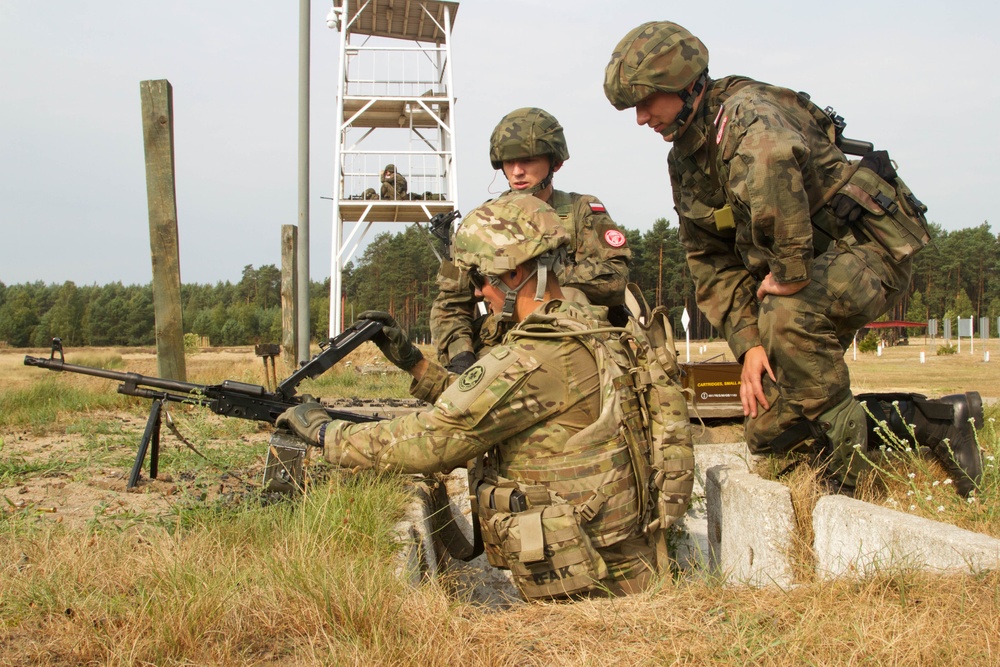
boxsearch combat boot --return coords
[857,392,983,497]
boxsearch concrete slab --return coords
[675,442,754,570]
[813,495,1000,578]
[706,464,796,588]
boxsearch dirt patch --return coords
[2,409,273,531]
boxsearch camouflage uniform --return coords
[430,107,631,366]
[605,22,930,488]
[327,300,652,594]
[432,191,631,363]
[280,193,677,598]
[380,164,408,200]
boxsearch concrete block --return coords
[437,469,522,606]
[814,495,1000,578]
[706,464,796,588]
[392,478,441,586]
[675,442,753,570]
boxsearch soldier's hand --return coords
[446,351,477,375]
[358,310,424,371]
[740,346,775,419]
[276,402,331,446]
[756,274,810,301]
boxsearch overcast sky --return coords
[2,1,997,287]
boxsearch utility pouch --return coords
[840,164,930,264]
[476,478,549,568]
[488,504,608,599]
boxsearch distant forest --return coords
[2,220,998,348]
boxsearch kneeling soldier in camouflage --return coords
[278,192,693,600]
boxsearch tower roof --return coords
[344,0,458,42]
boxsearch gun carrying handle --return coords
[275,318,385,400]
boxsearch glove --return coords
[859,149,897,183]
[830,191,865,223]
[358,310,424,371]
[276,402,331,446]
[446,351,477,375]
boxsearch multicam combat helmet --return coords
[454,192,569,320]
[604,21,709,110]
[489,108,570,170]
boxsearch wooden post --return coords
[140,79,186,381]
[281,225,299,372]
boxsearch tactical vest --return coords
[474,294,694,598]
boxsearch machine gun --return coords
[24,318,386,491]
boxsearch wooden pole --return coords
[281,225,299,373]
[140,79,186,381]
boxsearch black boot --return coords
[857,392,983,497]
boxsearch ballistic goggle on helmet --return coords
[454,192,569,320]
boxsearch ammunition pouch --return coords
[837,159,930,264]
[484,501,609,599]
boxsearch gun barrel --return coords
[23,355,205,394]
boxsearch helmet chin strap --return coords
[658,72,708,140]
[492,268,539,322]
[534,253,559,301]
[508,157,556,196]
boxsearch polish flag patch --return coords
[716,115,729,145]
[604,229,626,248]
[589,202,607,213]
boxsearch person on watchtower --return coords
[380,164,408,200]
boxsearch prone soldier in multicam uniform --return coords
[430,107,632,374]
[604,21,983,496]
[278,192,694,600]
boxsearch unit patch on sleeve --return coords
[457,365,486,392]
[589,202,607,213]
[604,229,626,248]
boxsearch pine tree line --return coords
[2,220,998,348]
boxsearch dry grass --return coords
[2,340,1000,665]
[4,507,999,666]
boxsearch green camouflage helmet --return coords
[383,163,396,173]
[489,108,570,170]
[453,192,569,276]
[604,21,709,110]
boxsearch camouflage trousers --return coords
[745,240,912,485]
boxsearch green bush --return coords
[937,344,957,355]
[184,332,200,354]
[858,330,880,354]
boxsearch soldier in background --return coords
[380,164,408,200]
[603,21,982,496]
[430,107,632,374]
[278,193,691,599]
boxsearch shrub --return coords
[937,344,957,355]
[858,330,880,354]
